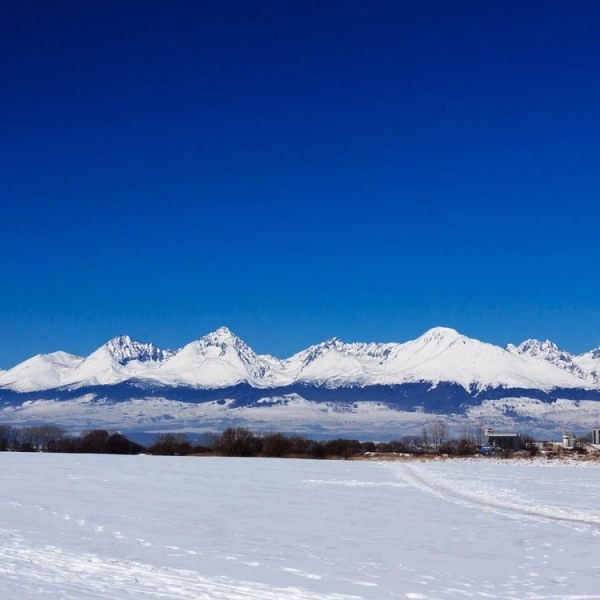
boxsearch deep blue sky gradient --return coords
[2,1,600,366]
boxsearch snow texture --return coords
[1,454,600,599]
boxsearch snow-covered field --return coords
[1,455,600,599]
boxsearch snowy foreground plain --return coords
[1,455,600,599]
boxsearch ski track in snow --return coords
[394,463,600,532]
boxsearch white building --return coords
[593,429,600,446]
[563,431,576,449]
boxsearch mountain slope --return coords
[0,351,84,392]
[507,339,600,385]
[66,335,174,388]
[573,347,600,384]
[147,327,281,389]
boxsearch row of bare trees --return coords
[0,424,69,451]
[0,422,476,457]
[168,426,477,458]
[148,428,366,458]
[10,421,591,459]
[419,419,492,455]
[205,425,486,458]
[0,425,143,454]
[145,428,378,458]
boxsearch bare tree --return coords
[323,439,362,458]
[79,429,110,453]
[147,433,191,455]
[289,435,312,454]
[460,422,474,445]
[18,425,68,451]
[216,427,260,457]
[421,425,430,453]
[39,425,68,450]
[0,425,14,451]
[428,419,448,454]
[105,432,144,455]
[474,419,485,447]
[401,435,424,453]
[574,434,591,453]
[262,432,293,457]
[198,431,220,449]
[457,422,476,456]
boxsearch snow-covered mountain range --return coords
[2,327,600,437]
[1,326,599,393]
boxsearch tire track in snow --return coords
[395,464,600,531]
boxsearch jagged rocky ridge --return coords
[506,339,600,385]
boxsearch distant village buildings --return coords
[483,427,600,454]
[563,431,576,449]
[484,432,520,451]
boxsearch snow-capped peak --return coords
[151,327,275,388]
[57,336,174,388]
[294,337,345,366]
[589,346,600,360]
[508,339,568,359]
[571,345,600,385]
[0,351,84,392]
[196,326,244,348]
[103,335,171,364]
[506,338,596,384]
[418,327,462,344]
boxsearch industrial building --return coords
[484,432,520,450]
[563,431,576,449]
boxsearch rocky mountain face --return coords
[507,339,600,385]
[102,335,173,365]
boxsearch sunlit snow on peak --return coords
[507,338,597,384]
[417,327,462,344]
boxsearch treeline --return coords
[146,429,432,458]
[1,424,541,458]
[140,430,373,458]
[0,424,434,458]
[149,426,489,458]
[0,425,143,454]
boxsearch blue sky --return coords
[1,0,600,367]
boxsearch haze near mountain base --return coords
[1,327,599,438]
